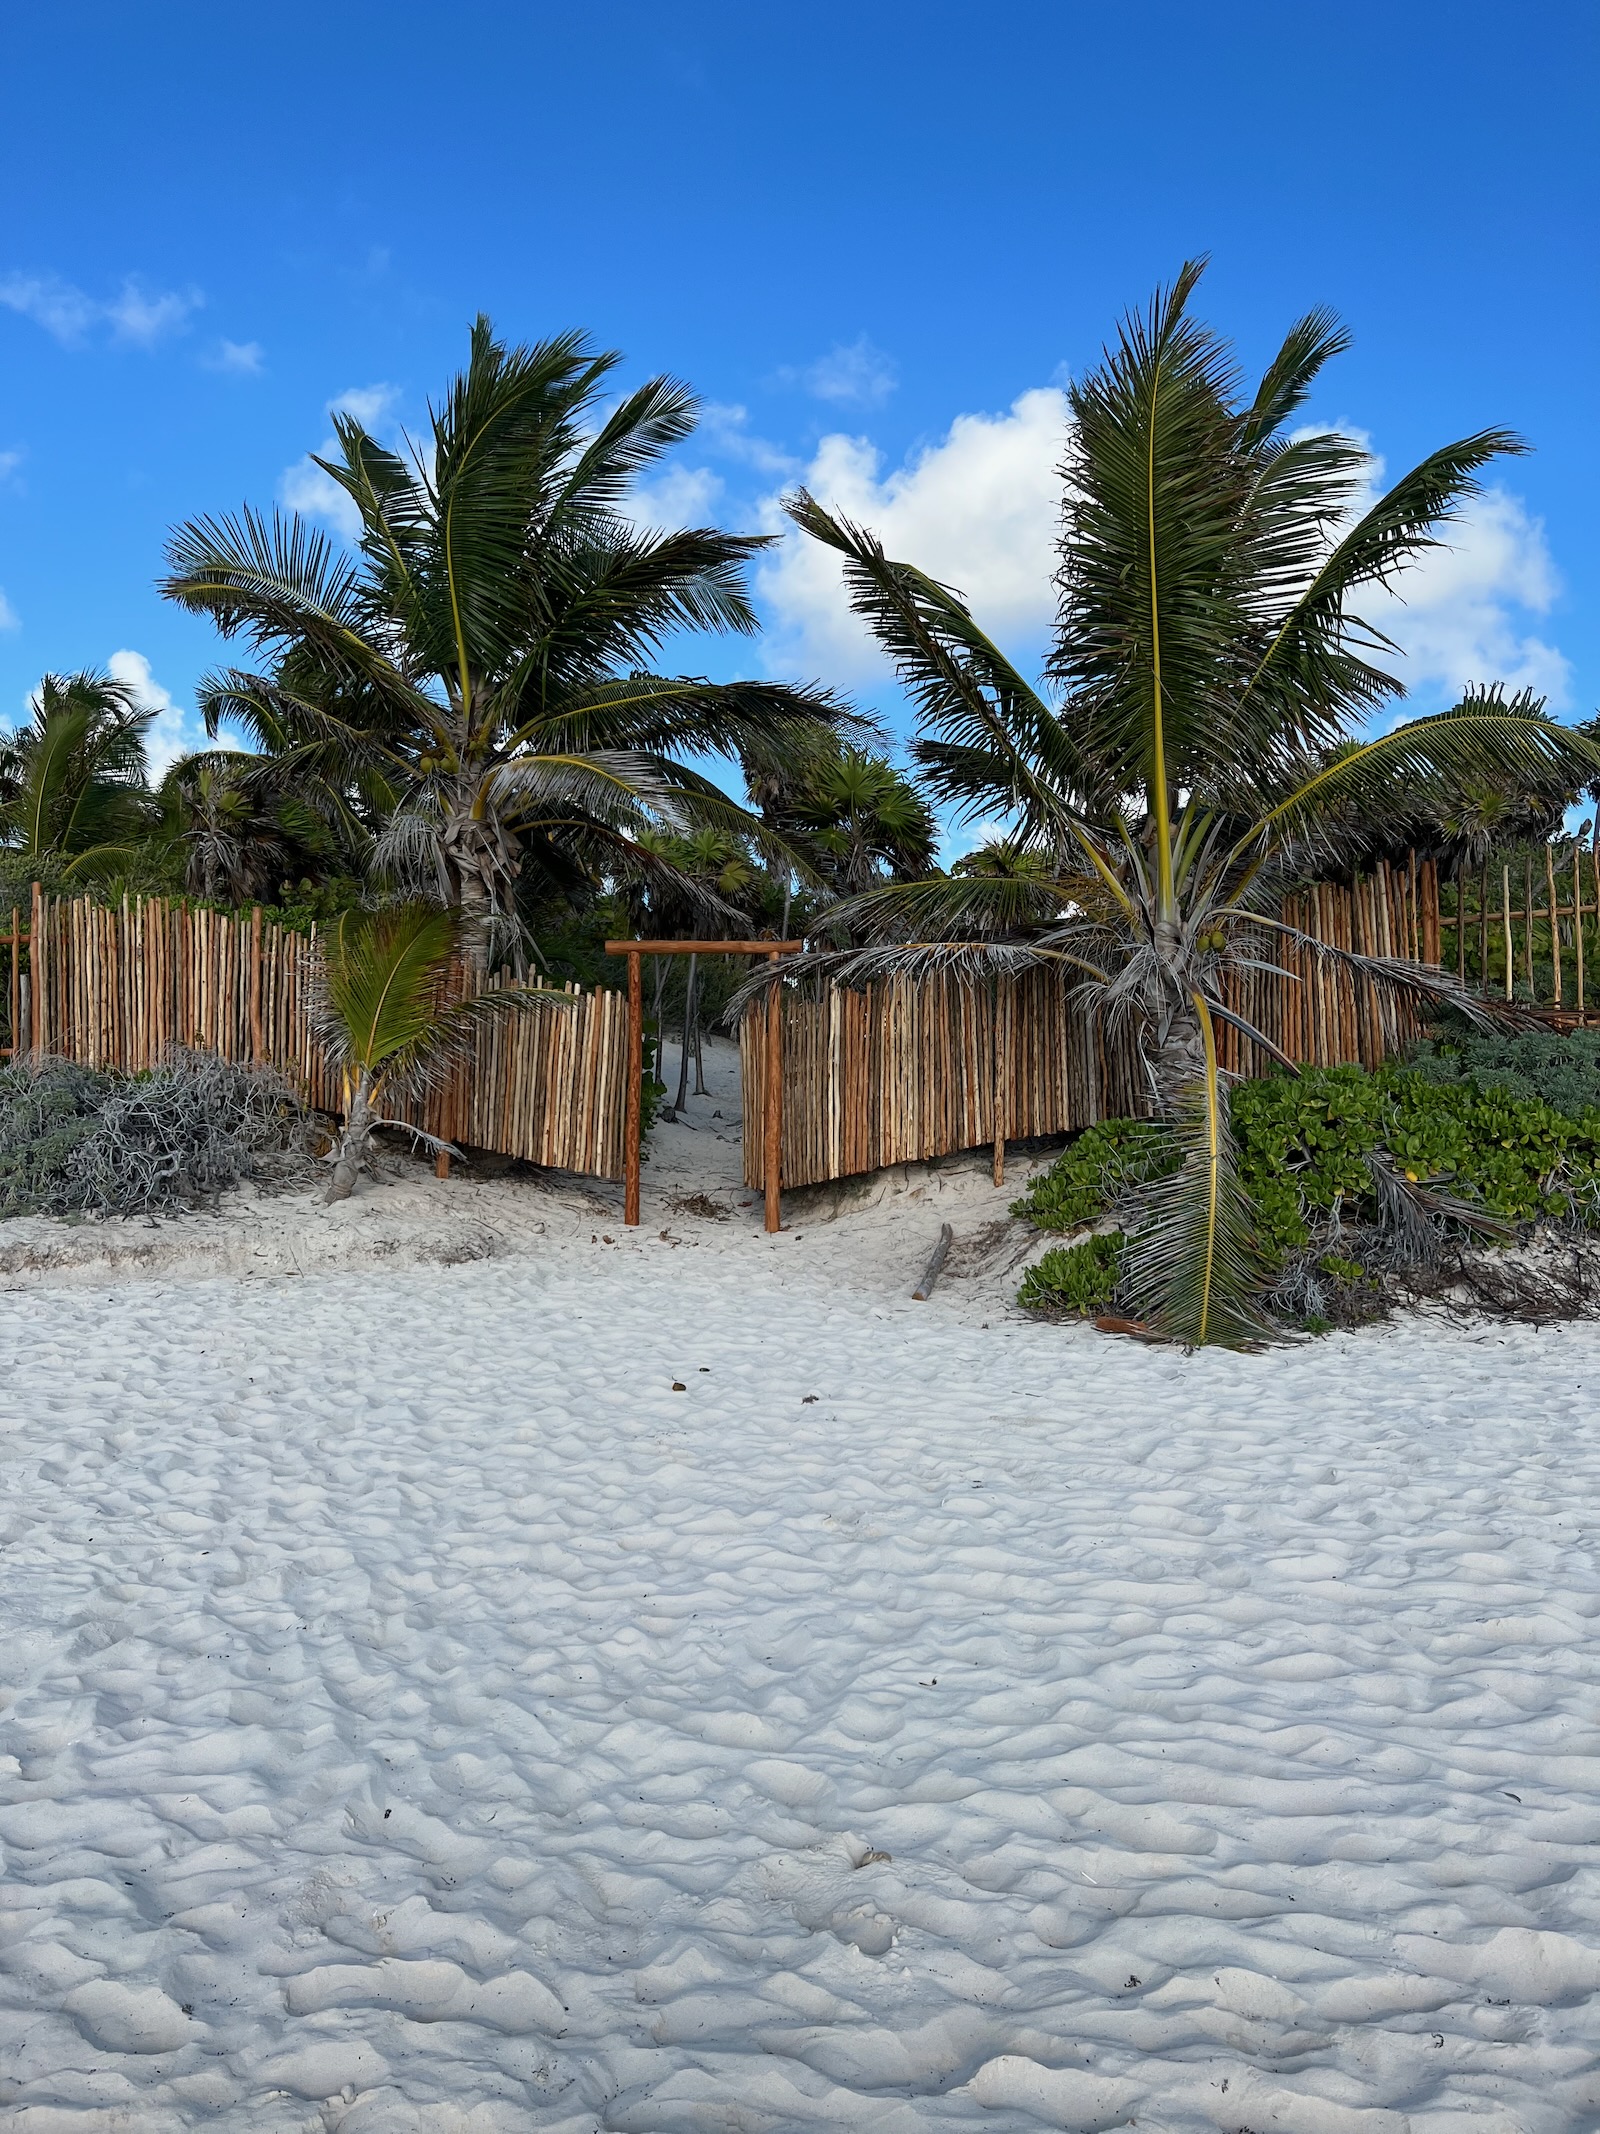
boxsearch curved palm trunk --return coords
[325,1069,379,1203]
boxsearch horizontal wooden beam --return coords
[603,939,804,957]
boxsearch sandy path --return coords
[2,1203,1599,2129]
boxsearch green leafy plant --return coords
[1017,1063,1600,1331]
[1018,1231,1124,1316]
[313,902,565,1201]
[1011,1118,1178,1230]
[775,264,1600,1344]
[1405,1028,1600,1117]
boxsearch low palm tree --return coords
[780,264,1599,1345]
[0,672,156,877]
[314,902,559,1201]
[162,319,852,967]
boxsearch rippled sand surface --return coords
[2,1254,1598,2130]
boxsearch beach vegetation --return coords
[159,319,854,968]
[780,262,1600,1345]
[312,901,564,1201]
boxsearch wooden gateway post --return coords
[605,938,802,1235]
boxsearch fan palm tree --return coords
[161,319,851,969]
[314,902,561,1201]
[0,671,156,875]
[780,263,1600,1346]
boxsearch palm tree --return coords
[781,264,1599,1345]
[0,671,156,877]
[161,319,850,967]
[314,902,559,1201]
[156,750,353,907]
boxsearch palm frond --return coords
[1117,997,1277,1348]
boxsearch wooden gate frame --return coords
[605,938,802,1234]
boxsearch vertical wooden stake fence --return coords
[1502,867,1513,1001]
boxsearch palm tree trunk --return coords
[325,1071,377,1203]
[1147,999,1207,1114]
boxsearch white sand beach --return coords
[3,1041,1599,2131]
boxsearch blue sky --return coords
[3,0,1596,826]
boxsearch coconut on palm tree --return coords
[161,319,852,968]
[779,263,1600,1345]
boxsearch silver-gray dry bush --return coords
[0,1052,304,1219]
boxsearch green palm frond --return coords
[315,903,564,1094]
[1117,998,1277,1349]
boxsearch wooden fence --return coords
[741,857,1440,1190]
[1440,842,1600,1016]
[1,890,630,1181]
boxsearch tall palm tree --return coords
[0,671,156,876]
[161,318,852,966]
[780,264,1599,1345]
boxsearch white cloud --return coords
[784,336,898,409]
[760,395,1572,733]
[0,449,22,485]
[105,278,202,346]
[630,462,726,532]
[0,589,18,632]
[280,384,406,540]
[107,649,191,777]
[1365,487,1572,712]
[756,386,1070,683]
[698,403,800,478]
[0,273,99,342]
[331,383,402,428]
[205,338,265,375]
[0,271,200,348]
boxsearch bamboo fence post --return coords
[30,882,43,1054]
[1409,848,1421,962]
[1502,866,1513,1001]
[992,975,1009,1187]
[1546,843,1562,1008]
[624,950,642,1226]
[250,905,264,1062]
[764,949,783,1234]
[1575,845,1585,1022]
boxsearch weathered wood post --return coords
[624,949,643,1227]
[29,882,43,1055]
[249,905,264,1063]
[764,948,783,1234]
[992,974,1009,1187]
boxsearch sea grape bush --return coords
[1015,1058,1600,1322]
[1017,1231,1124,1317]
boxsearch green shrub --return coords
[1010,1118,1178,1231]
[1405,1028,1600,1118]
[1014,1061,1600,1328]
[1018,1231,1124,1316]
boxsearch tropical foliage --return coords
[779,261,1600,1343]
[0,672,155,880]
[313,902,560,1201]
[160,318,854,966]
[1015,1061,1600,1331]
